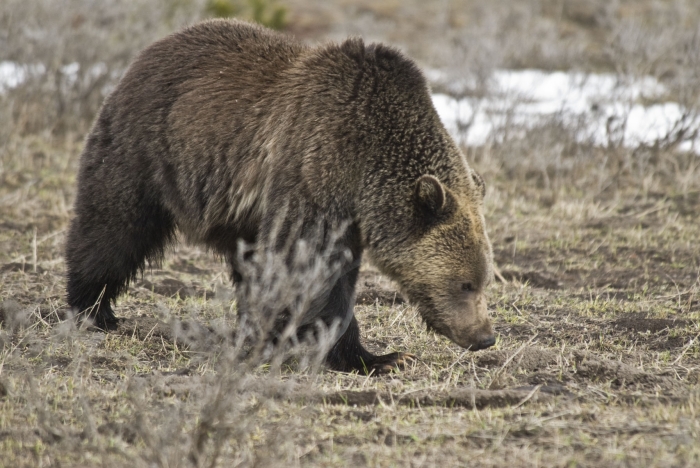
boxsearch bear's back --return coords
[111,20,306,114]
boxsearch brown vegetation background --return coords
[1,0,699,466]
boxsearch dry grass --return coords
[2,0,700,467]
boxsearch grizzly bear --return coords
[65,19,495,374]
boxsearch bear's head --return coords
[366,169,495,351]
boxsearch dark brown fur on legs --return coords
[292,258,414,375]
[326,316,416,374]
[65,142,175,329]
[66,19,496,373]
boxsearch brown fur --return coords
[65,19,495,374]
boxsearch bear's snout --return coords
[450,320,495,351]
[435,291,495,351]
[469,334,496,351]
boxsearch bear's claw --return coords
[368,352,418,375]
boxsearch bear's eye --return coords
[461,282,474,292]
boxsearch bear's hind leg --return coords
[66,192,174,330]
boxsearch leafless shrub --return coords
[606,14,700,136]
[561,0,618,29]
[135,221,349,465]
[235,226,349,362]
[0,0,209,136]
[606,19,669,79]
[429,17,501,146]
[470,114,593,206]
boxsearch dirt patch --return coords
[97,421,139,444]
[585,216,654,232]
[136,372,204,399]
[573,352,660,388]
[116,315,176,341]
[0,220,26,231]
[612,313,690,334]
[526,372,568,387]
[610,313,695,351]
[671,191,700,216]
[169,259,210,275]
[499,270,562,289]
[115,315,218,347]
[136,278,214,300]
[320,386,558,409]
[495,238,700,292]
[476,348,560,373]
[1,262,46,274]
[0,299,31,329]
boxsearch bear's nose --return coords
[476,336,496,350]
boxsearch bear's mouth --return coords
[416,299,495,351]
[417,304,455,343]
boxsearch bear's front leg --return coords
[325,315,416,375]
[318,268,416,375]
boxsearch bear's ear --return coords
[471,170,486,198]
[414,175,446,216]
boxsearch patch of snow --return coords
[0,61,26,91]
[0,61,46,92]
[432,69,699,153]
[0,60,116,97]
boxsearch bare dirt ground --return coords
[1,1,700,466]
